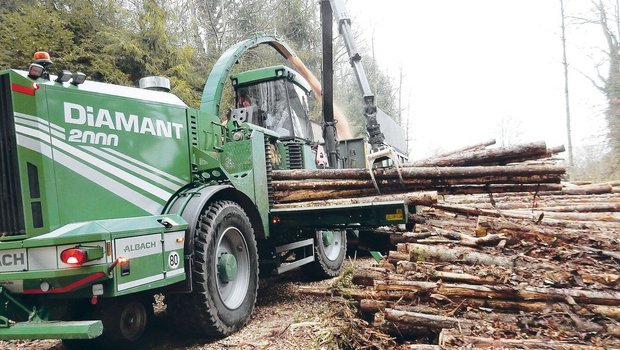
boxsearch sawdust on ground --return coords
[0,257,376,350]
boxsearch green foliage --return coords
[0,0,400,128]
[0,4,74,70]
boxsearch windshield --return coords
[236,79,313,141]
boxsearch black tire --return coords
[167,200,258,337]
[303,230,347,279]
[62,296,151,350]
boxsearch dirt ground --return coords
[0,256,376,350]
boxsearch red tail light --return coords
[60,248,87,265]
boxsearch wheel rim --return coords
[119,301,147,341]
[322,230,343,261]
[215,226,250,309]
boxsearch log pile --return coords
[294,140,620,348]
[300,186,620,348]
[272,140,568,206]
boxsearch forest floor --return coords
[0,257,378,350]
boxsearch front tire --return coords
[168,200,258,337]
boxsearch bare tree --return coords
[560,0,574,167]
[591,0,620,175]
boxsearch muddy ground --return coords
[0,257,376,350]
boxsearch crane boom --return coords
[322,0,405,191]
[328,0,385,151]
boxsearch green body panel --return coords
[218,125,271,237]
[338,138,368,169]
[9,71,60,239]
[0,264,107,285]
[0,215,187,298]
[231,65,312,92]
[302,144,316,169]
[200,35,297,118]
[6,70,193,242]
[0,320,103,340]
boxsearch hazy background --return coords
[347,0,607,160]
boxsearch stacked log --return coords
[299,182,620,348]
[290,139,620,347]
[273,141,568,205]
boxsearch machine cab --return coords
[230,66,314,141]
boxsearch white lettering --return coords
[140,117,156,136]
[172,123,183,139]
[95,109,115,129]
[64,102,86,125]
[115,112,139,133]
[86,106,94,126]
[155,119,172,138]
[62,102,185,140]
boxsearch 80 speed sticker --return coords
[168,251,180,269]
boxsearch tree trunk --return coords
[273,191,437,208]
[373,280,620,306]
[462,298,620,320]
[272,174,562,191]
[419,139,496,160]
[400,243,520,268]
[384,308,470,329]
[440,331,605,349]
[403,141,549,167]
[272,164,566,180]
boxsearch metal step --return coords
[274,238,315,274]
[0,320,103,340]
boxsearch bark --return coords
[431,270,497,285]
[506,210,620,222]
[372,313,433,338]
[387,250,410,264]
[351,267,395,286]
[467,201,620,212]
[271,174,562,191]
[433,184,563,196]
[354,293,620,320]
[403,141,549,167]
[274,184,562,203]
[474,216,573,243]
[360,299,442,315]
[390,231,436,244]
[404,345,441,350]
[463,298,620,320]
[355,263,498,285]
[436,204,620,229]
[419,139,496,160]
[556,183,613,195]
[272,165,566,181]
[439,332,606,349]
[373,280,620,306]
[273,191,438,208]
[474,216,620,249]
[402,243,523,268]
[384,308,470,329]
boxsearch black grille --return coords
[0,74,26,237]
[286,143,303,170]
[264,136,274,208]
[189,113,198,147]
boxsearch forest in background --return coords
[0,0,399,138]
[1,0,619,181]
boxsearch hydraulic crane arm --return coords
[322,0,404,191]
[328,0,385,151]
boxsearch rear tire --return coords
[167,200,258,337]
[303,230,346,279]
[62,296,151,350]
